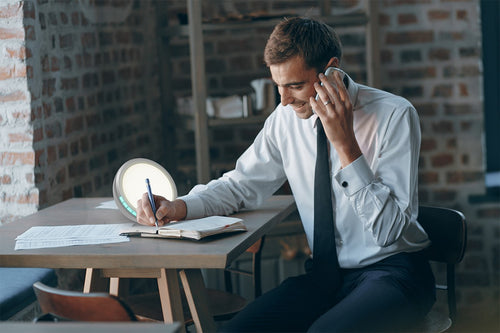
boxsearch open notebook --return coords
[120,216,247,241]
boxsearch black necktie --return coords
[313,119,341,292]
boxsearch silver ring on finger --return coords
[324,100,332,106]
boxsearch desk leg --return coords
[179,269,216,333]
[83,268,109,293]
[109,277,130,297]
[157,268,186,328]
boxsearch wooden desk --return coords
[0,195,296,332]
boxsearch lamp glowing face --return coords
[113,158,177,221]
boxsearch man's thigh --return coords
[219,274,331,332]
[309,266,433,332]
[220,253,435,332]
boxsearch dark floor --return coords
[449,313,500,333]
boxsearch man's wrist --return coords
[337,143,362,168]
[174,199,187,220]
[177,193,205,219]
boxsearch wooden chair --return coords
[224,235,266,299]
[417,205,467,332]
[199,235,266,322]
[183,237,265,325]
[33,281,154,322]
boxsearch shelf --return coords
[162,12,368,38]
[208,115,268,127]
[181,115,268,131]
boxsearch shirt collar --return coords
[342,71,359,109]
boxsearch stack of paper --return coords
[15,224,130,250]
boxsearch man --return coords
[137,17,435,332]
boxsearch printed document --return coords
[15,224,130,250]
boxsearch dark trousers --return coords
[219,251,436,332]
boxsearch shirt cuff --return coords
[334,155,374,197]
[178,194,205,220]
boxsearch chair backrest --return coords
[417,205,467,324]
[33,281,137,322]
[418,206,467,264]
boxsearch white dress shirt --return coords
[181,74,430,269]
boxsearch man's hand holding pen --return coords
[136,193,187,227]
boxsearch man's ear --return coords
[324,57,340,71]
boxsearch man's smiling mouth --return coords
[293,102,306,110]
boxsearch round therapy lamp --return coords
[113,158,177,221]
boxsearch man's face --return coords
[269,56,319,119]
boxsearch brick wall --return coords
[377,0,499,326]
[0,0,165,223]
[164,0,498,328]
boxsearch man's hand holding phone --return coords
[309,67,362,168]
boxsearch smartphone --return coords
[313,67,348,113]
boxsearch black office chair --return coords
[417,205,467,332]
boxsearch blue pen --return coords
[145,178,159,233]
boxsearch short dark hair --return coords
[264,17,342,72]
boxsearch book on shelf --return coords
[120,216,247,241]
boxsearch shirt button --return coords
[342,181,348,188]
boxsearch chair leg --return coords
[224,270,233,294]
[447,263,457,321]
[252,236,265,298]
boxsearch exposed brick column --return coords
[0,1,37,223]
